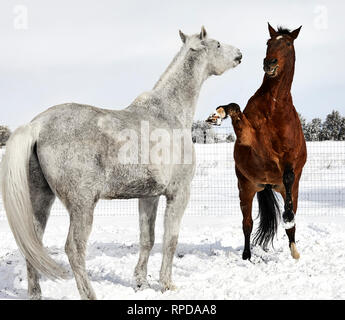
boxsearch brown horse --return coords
[206,23,307,260]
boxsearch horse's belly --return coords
[100,164,173,199]
[102,176,168,199]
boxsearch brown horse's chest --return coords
[234,142,283,184]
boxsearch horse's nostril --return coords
[264,58,278,69]
[235,53,242,62]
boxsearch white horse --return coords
[1,27,242,299]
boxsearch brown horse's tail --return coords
[253,184,281,248]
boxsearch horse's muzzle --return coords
[263,58,279,77]
[235,53,242,64]
[206,115,221,126]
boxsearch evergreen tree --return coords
[305,118,322,141]
[320,110,343,141]
[339,117,345,141]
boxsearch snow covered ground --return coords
[1,215,345,300]
[0,141,344,299]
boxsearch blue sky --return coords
[0,0,344,129]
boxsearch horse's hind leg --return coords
[134,196,159,289]
[27,150,55,299]
[281,165,301,259]
[64,200,97,300]
[287,172,302,259]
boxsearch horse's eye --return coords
[287,42,291,46]
[217,42,221,48]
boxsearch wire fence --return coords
[0,128,344,218]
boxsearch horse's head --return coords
[264,23,301,78]
[205,106,227,126]
[179,26,242,76]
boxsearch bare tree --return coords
[0,125,11,147]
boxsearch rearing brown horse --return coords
[206,23,307,260]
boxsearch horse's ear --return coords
[290,26,302,40]
[268,22,277,38]
[179,30,187,43]
[199,26,207,40]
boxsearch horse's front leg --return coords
[160,186,190,292]
[282,164,295,227]
[223,104,254,146]
[134,196,160,289]
[236,167,257,260]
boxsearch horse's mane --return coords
[277,26,291,35]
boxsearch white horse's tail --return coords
[0,124,66,279]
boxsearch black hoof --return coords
[228,103,241,115]
[242,250,251,260]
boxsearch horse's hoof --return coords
[29,293,42,300]
[160,282,177,293]
[28,287,42,300]
[80,293,97,300]
[135,281,150,291]
[242,250,251,260]
[134,275,150,291]
[290,242,300,259]
[228,103,241,115]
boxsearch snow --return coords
[0,141,344,299]
[1,215,345,300]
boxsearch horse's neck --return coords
[257,68,295,114]
[151,48,208,127]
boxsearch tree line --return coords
[298,110,345,141]
[192,109,345,143]
[1,110,344,147]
